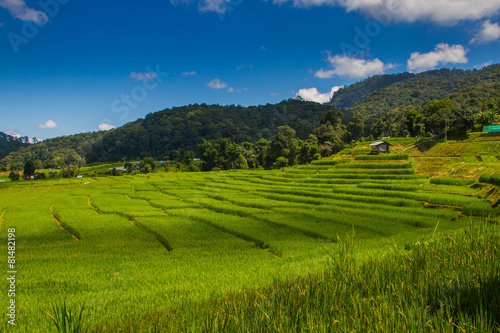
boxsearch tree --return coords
[143,157,155,170]
[298,135,320,164]
[273,156,288,168]
[235,154,248,170]
[34,172,46,180]
[270,126,299,165]
[320,108,343,128]
[124,162,134,173]
[23,160,36,179]
[182,151,195,165]
[347,113,365,142]
[9,172,20,181]
[255,139,270,169]
[313,123,340,145]
[371,119,386,139]
[406,109,425,137]
[33,159,43,170]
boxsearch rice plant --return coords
[430,177,476,186]
[47,301,86,333]
[355,154,409,160]
[479,174,500,186]
[335,163,413,169]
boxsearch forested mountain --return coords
[363,81,500,139]
[86,100,331,162]
[1,132,103,171]
[332,65,500,120]
[2,65,499,171]
[0,132,28,160]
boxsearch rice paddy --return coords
[0,153,498,332]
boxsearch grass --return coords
[0,146,498,332]
[91,221,500,332]
[431,177,476,186]
[355,154,409,160]
[480,174,500,186]
[335,162,413,169]
[47,301,86,333]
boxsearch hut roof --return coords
[369,141,392,147]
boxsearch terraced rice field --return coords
[0,156,497,331]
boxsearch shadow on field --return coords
[426,275,500,327]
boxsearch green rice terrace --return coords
[1,136,500,332]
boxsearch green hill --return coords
[330,67,475,110]
[0,132,28,161]
[3,65,500,169]
[335,64,500,123]
[86,100,331,162]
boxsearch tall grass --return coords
[310,159,340,165]
[47,301,86,333]
[430,177,476,186]
[462,202,500,217]
[479,174,500,186]
[95,222,500,332]
[355,154,409,160]
[287,169,416,175]
[336,163,412,169]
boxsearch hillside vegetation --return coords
[0,132,28,162]
[2,65,500,172]
[333,64,500,122]
[86,100,330,163]
[1,140,499,331]
[330,67,476,110]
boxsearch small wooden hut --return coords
[369,141,391,153]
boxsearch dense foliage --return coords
[86,100,331,163]
[363,82,500,139]
[479,174,500,186]
[197,126,320,171]
[330,67,475,110]
[0,131,28,163]
[2,65,500,170]
[1,132,102,171]
[337,64,500,129]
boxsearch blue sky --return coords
[1,0,500,140]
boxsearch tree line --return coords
[2,66,500,175]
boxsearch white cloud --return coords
[4,129,20,137]
[315,54,394,79]
[269,92,279,96]
[182,71,197,76]
[296,86,343,103]
[470,20,500,44]
[36,120,57,129]
[130,72,157,81]
[98,123,116,131]
[207,78,228,89]
[407,43,468,73]
[271,0,500,24]
[227,87,235,92]
[475,60,493,69]
[0,0,48,24]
